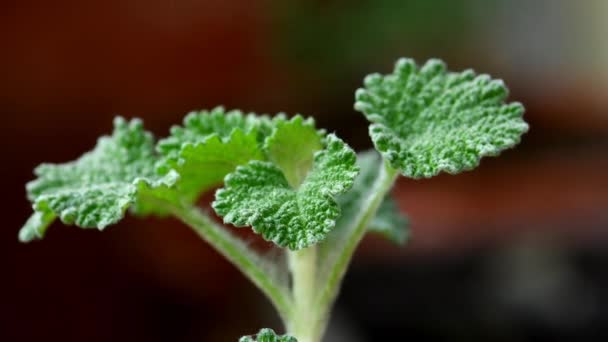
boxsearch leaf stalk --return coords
[172,204,294,325]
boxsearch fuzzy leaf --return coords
[213,134,359,250]
[20,117,177,242]
[239,328,297,342]
[369,195,409,244]
[336,151,409,244]
[265,115,323,188]
[158,107,263,160]
[355,58,529,178]
[162,130,264,203]
[156,107,270,202]
[19,210,56,242]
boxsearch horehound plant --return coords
[20,58,528,342]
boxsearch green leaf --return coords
[20,117,177,242]
[369,195,409,244]
[156,107,270,202]
[239,328,297,342]
[157,107,261,157]
[19,210,56,243]
[213,134,359,250]
[336,150,408,244]
[162,130,264,203]
[355,58,529,178]
[265,115,324,188]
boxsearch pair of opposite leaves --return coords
[20,58,528,252]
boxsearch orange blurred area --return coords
[2,0,607,341]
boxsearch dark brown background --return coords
[2,0,607,341]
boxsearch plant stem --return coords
[171,161,398,342]
[314,161,399,339]
[171,204,293,324]
[288,246,319,342]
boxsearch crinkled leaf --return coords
[213,134,359,250]
[336,150,409,244]
[20,117,177,242]
[156,107,270,202]
[239,328,297,342]
[162,130,264,203]
[157,107,264,161]
[265,115,324,188]
[131,173,182,216]
[355,58,529,178]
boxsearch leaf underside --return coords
[370,194,409,244]
[336,150,409,244]
[355,58,529,178]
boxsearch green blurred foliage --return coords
[272,0,484,79]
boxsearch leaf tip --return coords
[19,211,55,243]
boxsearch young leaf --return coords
[156,107,270,202]
[265,115,324,188]
[239,328,297,342]
[213,134,359,250]
[336,151,409,244]
[20,117,177,242]
[355,58,529,178]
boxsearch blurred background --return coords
[2,0,607,340]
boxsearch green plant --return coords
[20,58,528,341]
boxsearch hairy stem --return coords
[314,161,399,338]
[171,161,398,342]
[288,246,319,342]
[172,204,293,324]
